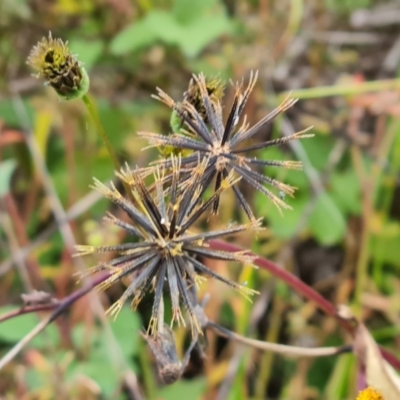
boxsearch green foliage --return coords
[0,306,59,347]
[110,0,233,58]
[1,0,400,398]
[308,193,346,245]
[324,0,371,13]
[158,378,207,400]
[68,307,141,395]
[0,159,16,196]
[0,99,34,126]
[69,38,104,70]
[255,131,362,244]
[370,221,400,268]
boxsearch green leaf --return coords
[109,307,141,357]
[71,352,118,395]
[68,308,141,395]
[0,159,17,196]
[256,192,309,239]
[69,38,104,70]
[158,378,207,400]
[330,169,361,215]
[301,135,334,171]
[308,193,346,245]
[176,13,233,58]
[260,146,310,190]
[0,99,34,126]
[370,222,400,268]
[110,5,233,58]
[110,18,158,55]
[146,10,183,45]
[172,0,217,24]
[0,306,59,347]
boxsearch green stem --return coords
[82,94,120,172]
[82,94,134,201]
[255,294,284,399]
[278,78,400,101]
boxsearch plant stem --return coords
[255,294,284,399]
[278,78,400,101]
[82,94,134,201]
[82,94,119,170]
[208,321,351,357]
[0,272,110,371]
[208,239,400,372]
[208,240,340,321]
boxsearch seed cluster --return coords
[27,32,89,99]
[76,70,312,337]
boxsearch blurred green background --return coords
[1,0,400,399]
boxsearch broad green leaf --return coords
[308,193,346,244]
[108,307,141,357]
[256,191,309,239]
[172,0,217,24]
[0,159,17,196]
[71,323,100,352]
[145,10,183,45]
[0,306,59,347]
[0,99,34,126]
[110,18,158,55]
[300,135,334,171]
[69,38,104,70]
[71,352,118,395]
[330,169,361,215]
[176,13,233,58]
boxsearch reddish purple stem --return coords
[208,239,400,370]
[0,272,110,324]
[1,241,400,372]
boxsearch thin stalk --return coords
[82,94,134,201]
[208,322,351,357]
[0,272,110,371]
[350,145,370,313]
[208,240,340,321]
[278,78,400,101]
[207,240,400,372]
[255,295,285,399]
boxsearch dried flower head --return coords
[140,71,313,220]
[27,32,89,100]
[76,156,260,336]
[165,76,225,158]
[170,75,225,132]
[141,324,197,384]
[141,325,182,384]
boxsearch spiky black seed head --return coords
[76,156,260,337]
[140,72,313,220]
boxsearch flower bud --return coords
[27,32,89,100]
